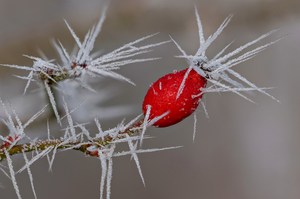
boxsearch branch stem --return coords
[0,118,144,161]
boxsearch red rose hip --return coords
[142,68,207,127]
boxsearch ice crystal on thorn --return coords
[22,151,37,199]
[4,149,22,199]
[0,99,47,150]
[0,6,170,124]
[173,6,280,103]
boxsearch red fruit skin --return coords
[142,68,207,127]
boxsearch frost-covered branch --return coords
[0,4,280,199]
[0,118,143,161]
[0,100,180,199]
[0,8,170,123]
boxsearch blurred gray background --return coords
[0,0,300,198]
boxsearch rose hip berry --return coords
[142,68,207,127]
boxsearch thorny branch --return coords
[0,4,280,199]
[0,119,143,161]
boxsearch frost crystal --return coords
[173,6,280,103]
[1,7,169,123]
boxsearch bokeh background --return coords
[0,0,300,198]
